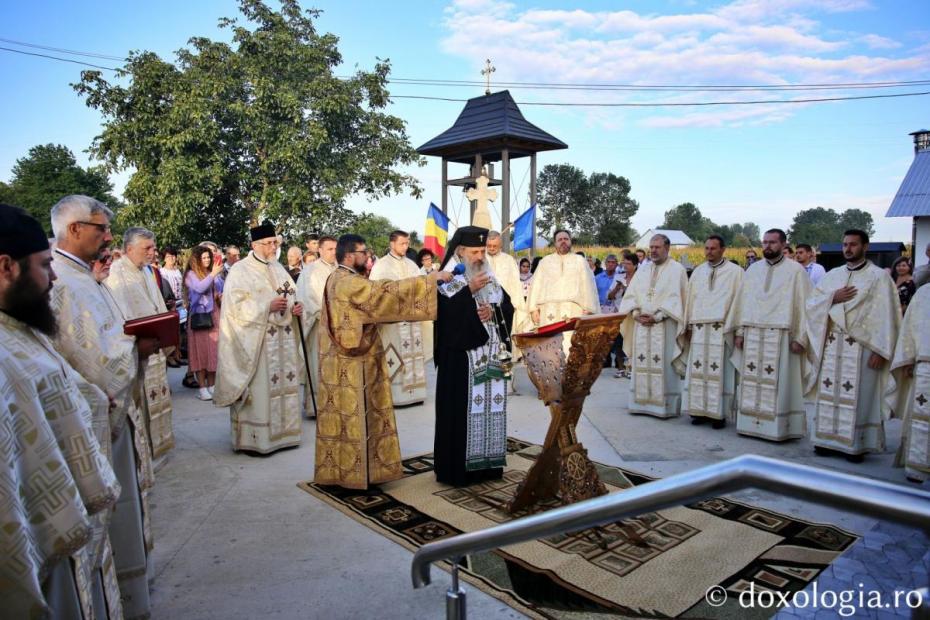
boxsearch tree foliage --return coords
[2,144,121,235]
[787,207,875,246]
[536,164,638,245]
[660,202,716,243]
[74,0,423,247]
[347,212,395,257]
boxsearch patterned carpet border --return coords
[298,438,859,619]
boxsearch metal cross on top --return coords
[481,58,495,95]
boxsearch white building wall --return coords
[915,216,930,267]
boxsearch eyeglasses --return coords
[76,221,111,233]
[350,250,368,255]
[255,239,281,247]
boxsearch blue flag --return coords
[512,204,536,251]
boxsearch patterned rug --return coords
[298,438,858,619]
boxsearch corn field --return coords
[518,245,764,268]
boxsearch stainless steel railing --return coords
[411,455,930,619]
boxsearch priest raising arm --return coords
[214,221,304,455]
[805,230,901,463]
[314,234,451,489]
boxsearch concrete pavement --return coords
[149,365,927,619]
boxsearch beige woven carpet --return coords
[299,438,858,619]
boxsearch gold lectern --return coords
[509,314,625,513]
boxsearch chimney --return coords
[911,129,930,155]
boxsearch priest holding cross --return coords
[214,221,304,454]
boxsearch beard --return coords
[844,249,865,263]
[762,247,781,260]
[4,269,57,338]
[354,254,368,273]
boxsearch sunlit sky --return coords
[2,0,928,241]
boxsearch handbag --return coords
[190,311,213,331]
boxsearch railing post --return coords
[445,557,466,620]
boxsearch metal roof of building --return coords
[886,149,930,217]
[416,90,567,164]
[636,228,695,246]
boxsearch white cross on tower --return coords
[466,167,497,229]
[481,58,495,95]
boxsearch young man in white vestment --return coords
[107,227,175,460]
[295,234,337,418]
[214,221,304,454]
[682,235,744,428]
[526,229,599,353]
[727,229,812,441]
[48,196,158,618]
[806,230,900,463]
[368,230,430,406]
[888,283,930,483]
[617,234,689,418]
[0,204,122,619]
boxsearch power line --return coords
[2,36,926,93]
[382,77,930,93]
[1,41,927,108]
[390,91,930,107]
[0,37,125,61]
[0,46,118,71]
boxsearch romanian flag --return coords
[424,203,450,258]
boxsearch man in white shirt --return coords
[796,243,826,286]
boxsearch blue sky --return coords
[1,0,928,242]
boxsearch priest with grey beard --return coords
[434,226,514,486]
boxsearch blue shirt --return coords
[595,270,617,306]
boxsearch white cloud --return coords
[859,34,902,49]
[438,0,925,128]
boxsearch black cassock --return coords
[433,284,514,487]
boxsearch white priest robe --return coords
[887,284,930,481]
[805,261,900,455]
[682,259,744,421]
[50,251,155,618]
[617,259,688,418]
[726,256,812,441]
[107,256,175,459]
[0,311,121,620]
[525,252,599,353]
[369,252,429,406]
[214,252,302,454]
[487,251,532,349]
[295,258,336,417]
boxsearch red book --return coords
[124,311,180,349]
[514,318,578,339]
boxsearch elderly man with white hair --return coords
[107,226,175,461]
[48,195,158,618]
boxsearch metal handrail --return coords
[411,454,930,588]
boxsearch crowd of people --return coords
[2,192,929,617]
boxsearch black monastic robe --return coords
[434,284,514,487]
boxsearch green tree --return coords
[348,212,396,257]
[3,144,121,234]
[587,172,638,246]
[838,209,876,237]
[661,202,715,243]
[536,163,589,238]
[74,0,422,247]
